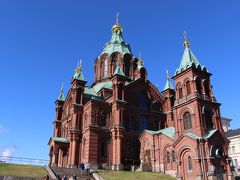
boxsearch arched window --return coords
[183,112,192,130]
[186,81,191,95]
[167,151,170,163]
[196,79,202,94]
[170,96,175,107]
[188,156,193,171]
[101,141,107,158]
[172,150,176,162]
[98,62,101,79]
[179,87,183,99]
[104,59,108,78]
[139,116,148,131]
[82,139,86,158]
[204,81,210,96]
[205,110,213,130]
[124,60,130,77]
[136,91,148,108]
[76,87,82,104]
[101,112,106,127]
[117,82,123,100]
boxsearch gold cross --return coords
[183,31,187,41]
[116,12,119,25]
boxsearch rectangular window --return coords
[228,147,231,155]
[232,146,235,154]
[104,59,108,78]
[139,116,147,131]
[179,88,183,99]
[234,159,238,167]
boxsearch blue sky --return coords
[0,0,239,161]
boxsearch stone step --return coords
[50,167,94,180]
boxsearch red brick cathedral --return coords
[48,17,233,180]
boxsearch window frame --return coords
[183,112,192,130]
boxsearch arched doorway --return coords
[180,149,195,180]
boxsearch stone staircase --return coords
[50,167,94,180]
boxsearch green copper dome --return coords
[101,26,132,56]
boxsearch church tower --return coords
[69,61,86,167]
[172,32,223,137]
[93,13,141,86]
[162,70,175,127]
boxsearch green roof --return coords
[101,27,132,55]
[83,87,102,100]
[93,81,113,93]
[84,87,98,96]
[175,47,208,75]
[52,137,69,143]
[203,129,218,139]
[184,129,218,140]
[163,78,174,91]
[145,127,175,139]
[73,63,85,81]
[57,85,65,101]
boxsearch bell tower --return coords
[173,32,223,137]
[93,13,136,85]
[69,60,87,167]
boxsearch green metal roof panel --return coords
[83,87,102,100]
[175,47,208,75]
[84,87,98,96]
[52,137,69,143]
[101,29,132,55]
[93,81,113,93]
[145,129,160,135]
[73,70,85,81]
[203,129,218,139]
[114,62,125,76]
[163,79,175,91]
[145,127,175,139]
[160,127,175,139]
[57,87,65,101]
[184,129,218,140]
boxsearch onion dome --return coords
[101,13,132,55]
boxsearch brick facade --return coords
[48,21,233,179]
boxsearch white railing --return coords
[0,156,49,166]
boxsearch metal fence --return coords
[0,156,49,166]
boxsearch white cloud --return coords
[0,124,10,133]
[2,148,12,157]
[0,145,16,161]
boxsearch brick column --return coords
[111,128,123,170]
[226,158,234,180]
[51,147,59,167]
